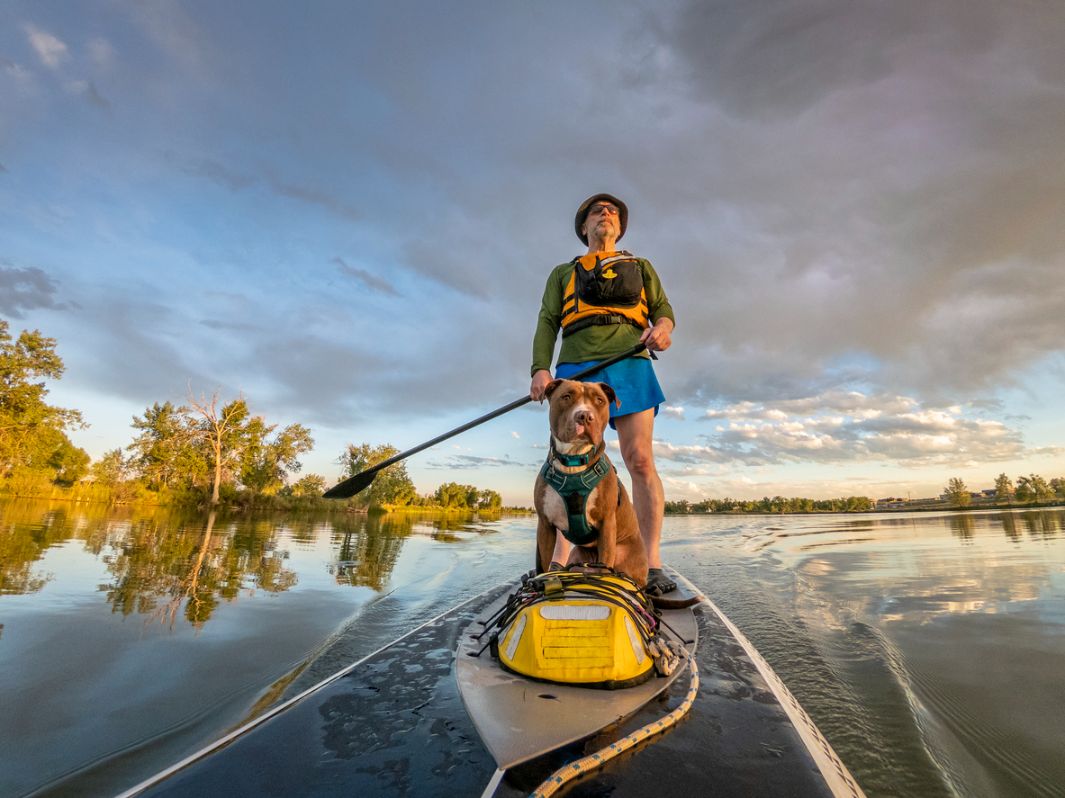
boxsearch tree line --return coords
[945,473,1065,507]
[665,496,875,514]
[1,321,500,510]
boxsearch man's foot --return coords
[645,567,676,596]
[549,561,566,571]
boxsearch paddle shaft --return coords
[323,343,650,499]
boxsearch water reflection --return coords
[948,513,974,541]
[0,503,82,594]
[0,502,507,628]
[328,514,411,590]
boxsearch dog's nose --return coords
[575,410,594,426]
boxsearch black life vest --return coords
[560,253,649,338]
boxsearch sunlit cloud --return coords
[662,405,685,419]
[24,24,68,70]
[662,390,1055,467]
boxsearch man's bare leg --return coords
[614,409,664,569]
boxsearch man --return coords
[530,193,676,595]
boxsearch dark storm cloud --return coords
[0,263,73,316]
[5,0,1063,467]
[623,0,1065,406]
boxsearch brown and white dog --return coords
[533,379,648,586]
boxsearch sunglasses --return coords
[587,203,620,217]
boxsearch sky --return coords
[2,0,1064,506]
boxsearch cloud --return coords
[65,79,111,110]
[174,156,257,191]
[0,264,74,317]
[85,81,111,110]
[333,257,398,296]
[425,454,521,470]
[265,173,361,223]
[172,155,363,223]
[24,24,69,70]
[661,405,685,420]
[666,389,1054,468]
[199,318,263,333]
[87,38,115,69]
[622,0,1065,404]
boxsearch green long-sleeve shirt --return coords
[530,256,675,376]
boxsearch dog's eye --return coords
[594,395,604,404]
[561,393,572,402]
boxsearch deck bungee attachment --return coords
[473,567,682,689]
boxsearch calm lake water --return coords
[1,500,1063,797]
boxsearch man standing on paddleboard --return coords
[530,193,677,595]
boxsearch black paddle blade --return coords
[322,468,378,499]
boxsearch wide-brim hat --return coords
[574,193,628,245]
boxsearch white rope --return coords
[529,650,698,798]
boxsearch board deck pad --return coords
[128,571,860,798]
[454,573,699,769]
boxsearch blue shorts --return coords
[555,356,665,429]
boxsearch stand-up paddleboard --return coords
[119,569,865,798]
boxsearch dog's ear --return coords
[544,379,564,398]
[597,382,620,408]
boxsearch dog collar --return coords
[549,440,603,469]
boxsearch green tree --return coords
[1030,474,1053,502]
[91,448,129,486]
[188,393,252,505]
[435,481,476,508]
[0,321,85,480]
[47,434,90,485]
[1016,474,1052,503]
[128,401,205,490]
[240,418,314,495]
[288,473,327,497]
[1050,477,1065,501]
[945,477,970,507]
[478,489,502,510]
[337,443,416,508]
[994,473,1014,504]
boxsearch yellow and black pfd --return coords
[560,252,649,338]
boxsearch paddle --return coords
[323,343,652,499]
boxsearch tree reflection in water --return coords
[948,513,975,540]
[0,502,304,628]
[1,504,498,623]
[103,510,299,628]
[329,512,411,591]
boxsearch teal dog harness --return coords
[539,445,614,546]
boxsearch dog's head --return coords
[544,379,619,447]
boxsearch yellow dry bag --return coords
[489,570,671,690]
